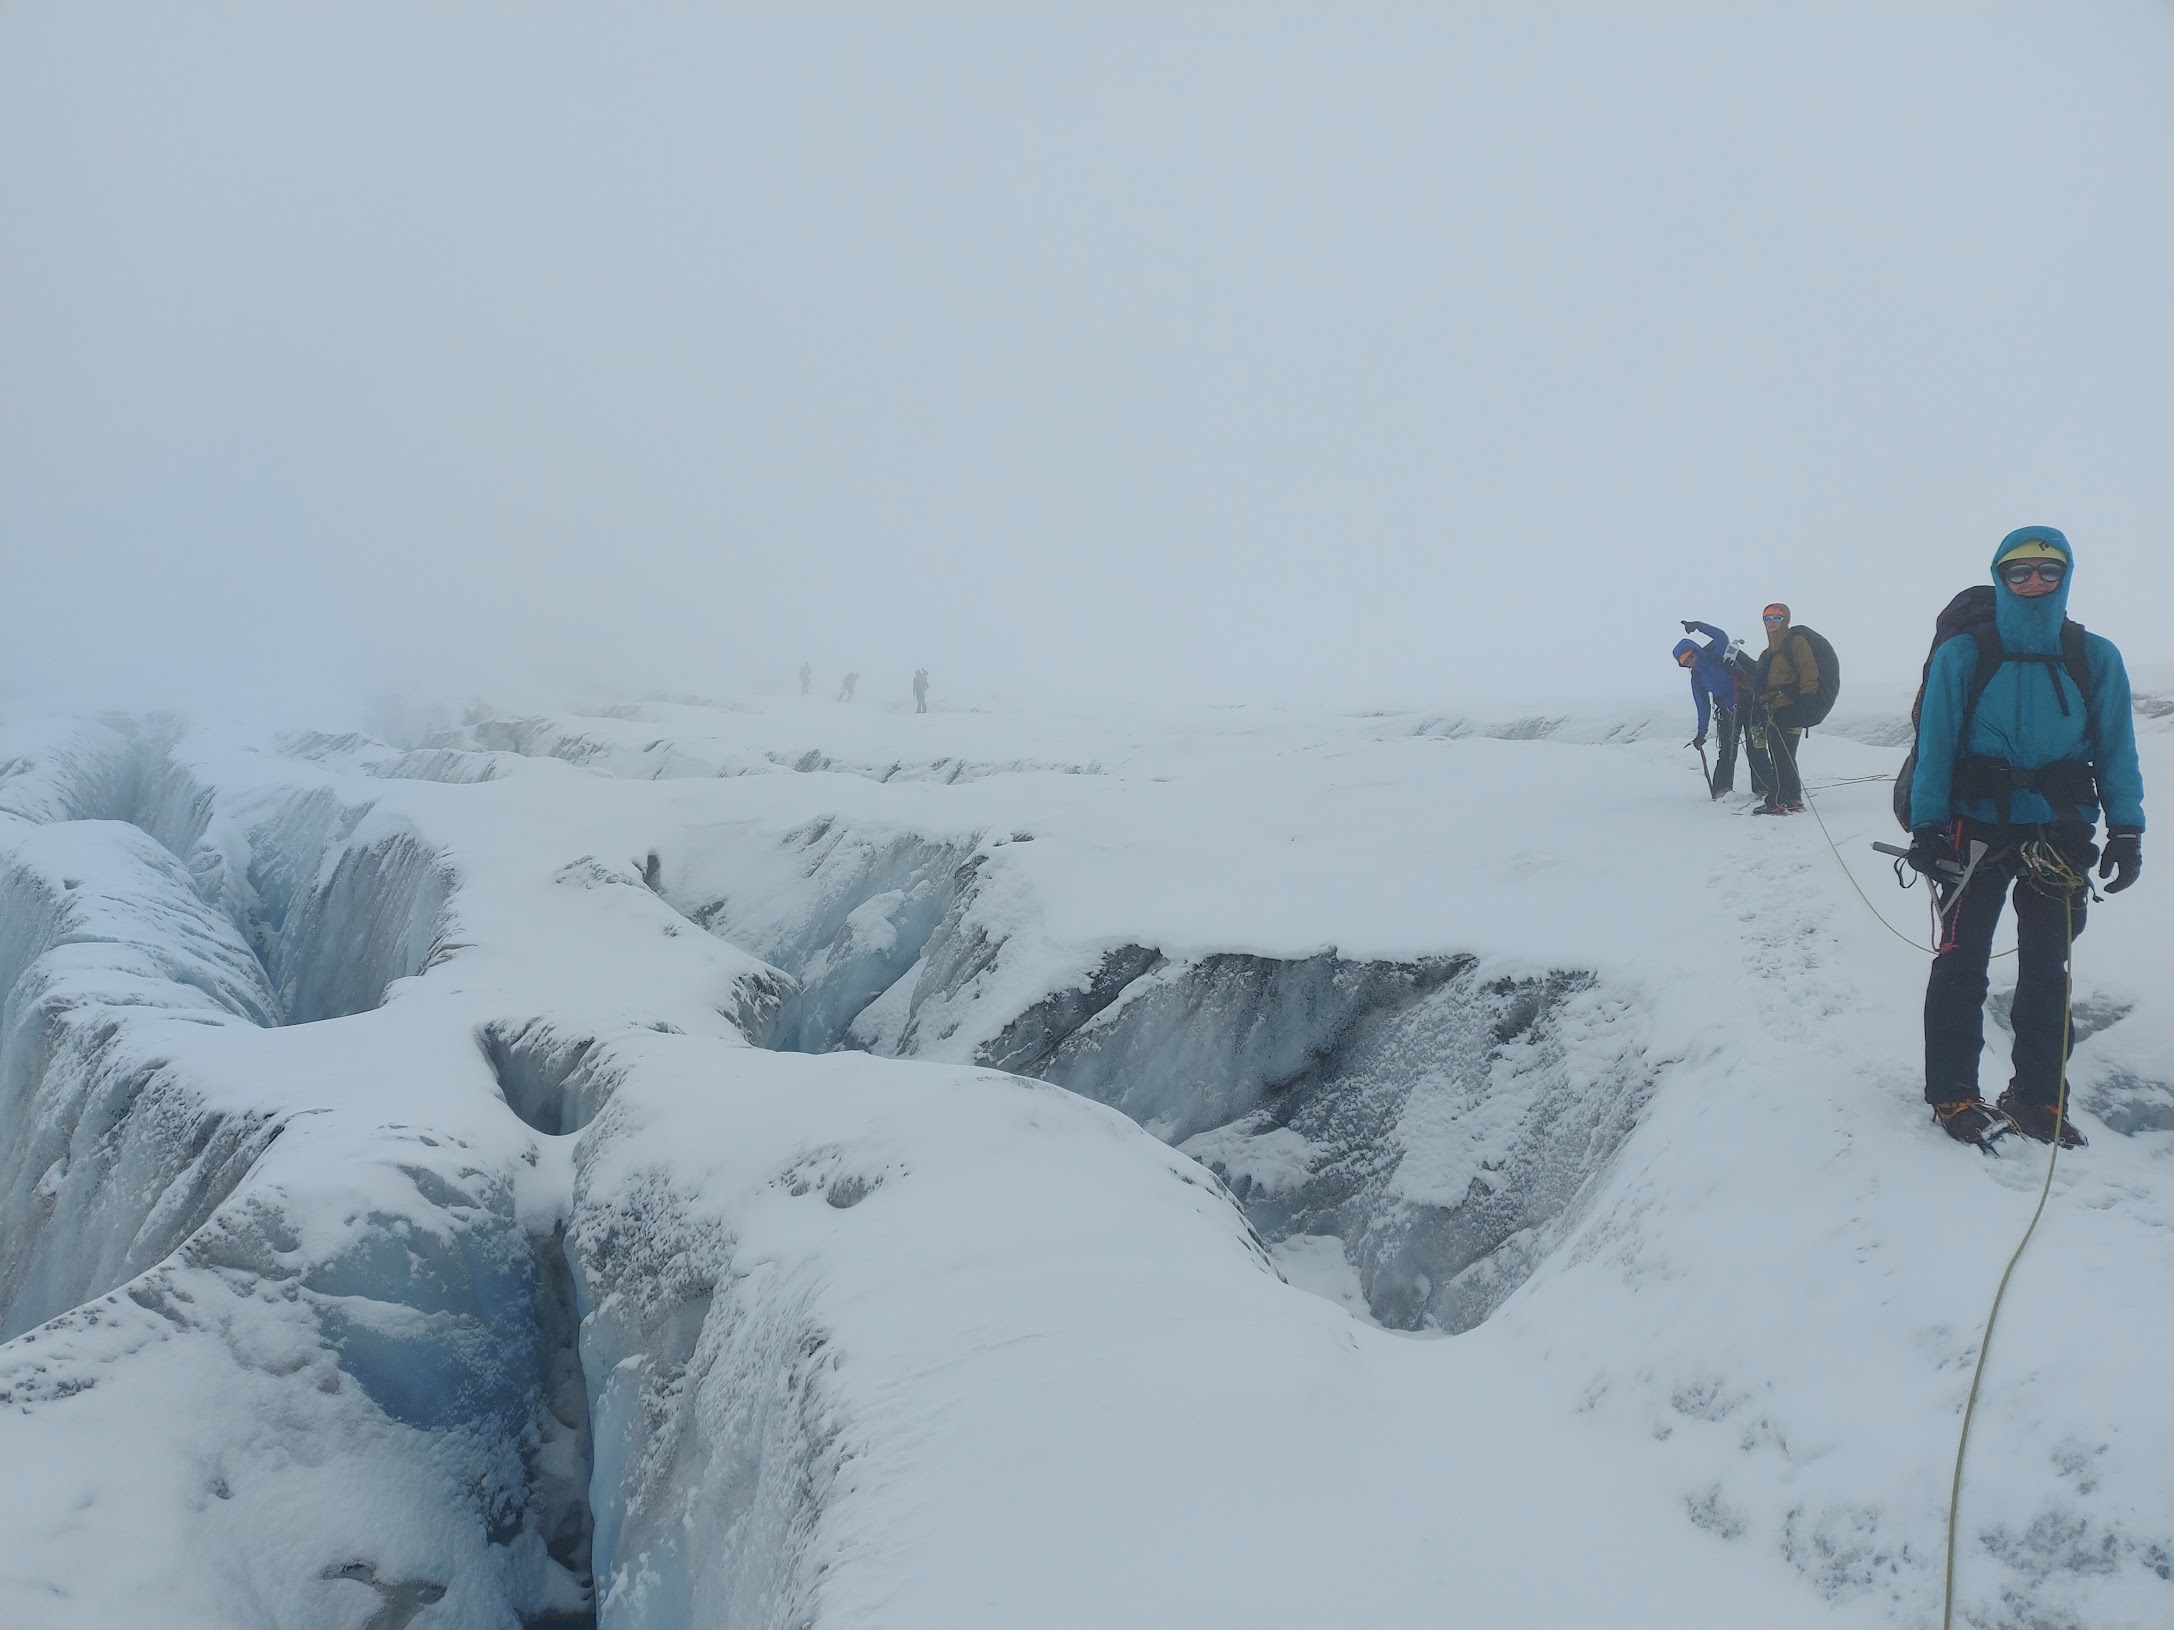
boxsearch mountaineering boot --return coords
[1752,801,1789,816]
[1996,1089,2087,1149]
[1784,800,1806,813]
[1933,1098,2015,1150]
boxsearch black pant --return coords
[1923,831,2090,1107]
[1770,727,1804,804]
[1709,705,1739,795]
[1744,726,1776,801]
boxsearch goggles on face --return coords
[1761,613,1787,624]
[2000,559,2067,586]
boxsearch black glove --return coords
[1907,826,1962,881]
[1692,733,1707,749]
[2099,827,2141,894]
[1681,620,1699,633]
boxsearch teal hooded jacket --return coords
[1908,527,2146,831]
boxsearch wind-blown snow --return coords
[1,690,2168,1629]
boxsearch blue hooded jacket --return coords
[1908,527,2146,831]
[1672,622,1736,736]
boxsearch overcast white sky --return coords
[3,2,2170,722]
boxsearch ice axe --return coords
[1688,737,1711,794]
[1872,838,1991,906]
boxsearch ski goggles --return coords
[1761,612,1788,625]
[1999,559,2067,586]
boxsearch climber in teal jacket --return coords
[1905,526,2145,1151]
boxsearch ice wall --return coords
[0,727,597,1628]
[569,1079,835,1630]
[1177,967,1650,1331]
[666,823,1653,1333]
[0,716,146,826]
[557,1042,1296,1630]
[0,818,280,1339]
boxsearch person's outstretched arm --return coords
[1688,620,1728,648]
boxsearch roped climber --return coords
[1902,527,2145,1148]
[1754,603,1821,814]
[1673,620,1739,797]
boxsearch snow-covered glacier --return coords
[2,692,2170,1629]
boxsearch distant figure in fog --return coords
[799,662,812,696]
[837,672,859,702]
[912,669,929,714]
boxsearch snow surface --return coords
[1,691,2169,1629]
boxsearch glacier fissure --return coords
[1,715,1649,1626]
[7,701,2169,1630]
[1,722,606,1627]
[662,822,1651,1334]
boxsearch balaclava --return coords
[1990,526,2074,657]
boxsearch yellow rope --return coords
[1752,722,2083,1622]
[1940,877,2078,1629]
[1804,773,1901,791]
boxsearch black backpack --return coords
[1757,625,1842,726]
[1890,586,2094,829]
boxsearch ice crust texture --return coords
[1,693,2171,1630]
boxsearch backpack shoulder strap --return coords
[2059,618,2092,702]
[1957,621,2099,758]
[1955,625,2004,751]
[2061,618,2099,760]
